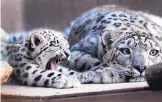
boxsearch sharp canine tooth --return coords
[58,57,60,61]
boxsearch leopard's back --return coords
[67,5,162,47]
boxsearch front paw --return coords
[52,75,81,88]
[92,68,128,84]
[129,77,145,82]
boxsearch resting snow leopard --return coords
[64,5,162,83]
[2,5,162,86]
[0,29,81,88]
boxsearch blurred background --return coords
[1,0,162,33]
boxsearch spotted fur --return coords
[1,29,82,88]
[65,5,162,83]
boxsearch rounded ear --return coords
[30,33,45,48]
[101,30,113,46]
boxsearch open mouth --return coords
[46,55,60,70]
[46,55,67,70]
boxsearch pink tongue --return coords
[50,61,57,70]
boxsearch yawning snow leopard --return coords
[64,5,162,83]
[0,29,81,88]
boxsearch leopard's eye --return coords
[149,49,159,56]
[119,48,131,55]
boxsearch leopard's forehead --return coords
[98,15,162,49]
[116,32,161,51]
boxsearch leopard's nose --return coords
[134,65,146,74]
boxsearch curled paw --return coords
[129,77,145,82]
[52,75,81,88]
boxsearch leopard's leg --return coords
[13,63,80,88]
[128,68,145,82]
[129,77,145,82]
[62,51,131,84]
[55,65,95,84]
